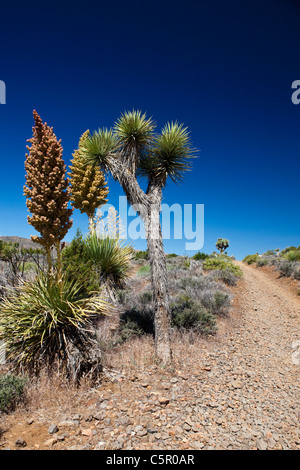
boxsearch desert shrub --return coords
[0,374,27,413]
[263,249,279,256]
[139,290,153,305]
[277,260,296,277]
[166,253,178,258]
[137,264,151,276]
[171,295,216,334]
[119,308,154,340]
[203,258,243,277]
[293,267,300,280]
[134,250,149,261]
[283,249,300,262]
[210,269,239,286]
[243,254,259,265]
[0,272,109,378]
[256,258,269,267]
[116,289,154,341]
[199,289,231,316]
[168,274,232,316]
[192,251,210,261]
[280,246,298,256]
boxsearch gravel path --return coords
[1,262,300,450]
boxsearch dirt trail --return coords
[1,262,300,450]
[232,261,300,370]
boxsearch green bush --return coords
[280,246,298,256]
[0,374,27,412]
[134,250,149,261]
[203,258,242,277]
[283,249,300,262]
[171,295,217,335]
[137,264,151,276]
[192,251,210,261]
[166,253,178,258]
[210,269,239,286]
[256,258,269,267]
[243,254,259,265]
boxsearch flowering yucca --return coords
[24,110,73,273]
[69,130,109,228]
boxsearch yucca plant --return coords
[0,272,109,381]
[84,233,133,286]
[77,109,197,365]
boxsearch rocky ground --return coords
[0,261,299,451]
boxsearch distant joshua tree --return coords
[78,110,197,365]
[216,238,230,254]
[24,110,73,275]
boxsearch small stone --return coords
[67,445,86,450]
[257,439,268,450]
[71,414,81,421]
[48,424,58,434]
[194,442,205,449]
[94,441,105,449]
[81,428,94,437]
[232,381,243,389]
[15,438,27,447]
[130,375,139,382]
[158,396,169,405]
[147,427,158,434]
[44,437,58,447]
[112,440,123,450]
[58,420,78,428]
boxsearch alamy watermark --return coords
[291,80,300,105]
[95,196,204,251]
[0,80,6,104]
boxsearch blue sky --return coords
[0,0,300,260]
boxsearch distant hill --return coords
[0,236,70,250]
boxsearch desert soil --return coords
[0,262,299,451]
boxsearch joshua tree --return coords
[24,110,73,275]
[78,110,196,364]
[69,130,109,229]
[216,238,229,254]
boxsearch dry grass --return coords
[101,328,212,374]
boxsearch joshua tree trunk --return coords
[107,160,172,365]
[146,208,172,365]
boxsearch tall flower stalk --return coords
[24,110,73,277]
[69,130,109,230]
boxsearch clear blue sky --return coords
[0,0,300,260]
